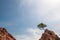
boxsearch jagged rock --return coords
[39,29,60,40]
[0,27,16,40]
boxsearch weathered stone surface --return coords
[0,27,16,40]
[39,29,60,40]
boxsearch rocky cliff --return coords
[39,29,60,40]
[0,27,16,40]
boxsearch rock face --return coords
[39,29,60,40]
[0,27,16,40]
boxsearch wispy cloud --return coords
[20,0,33,7]
[15,28,43,40]
[15,35,34,40]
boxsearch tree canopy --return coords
[37,23,47,30]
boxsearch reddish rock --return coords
[0,27,16,40]
[39,29,60,40]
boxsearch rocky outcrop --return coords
[0,27,16,40]
[39,29,60,40]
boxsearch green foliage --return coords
[37,23,47,30]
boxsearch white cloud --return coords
[19,0,60,22]
[15,28,43,40]
[27,28,43,40]
[35,0,60,22]
[15,35,34,40]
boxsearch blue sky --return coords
[1,0,60,40]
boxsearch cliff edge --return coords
[0,27,16,40]
[39,29,60,40]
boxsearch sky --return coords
[1,0,60,40]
